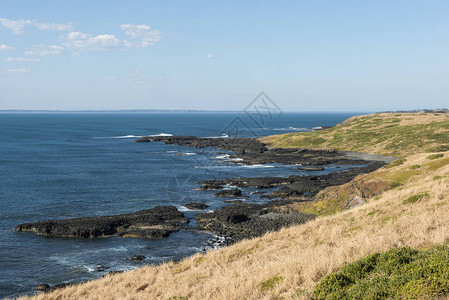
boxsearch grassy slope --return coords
[21,113,449,300]
[260,113,449,157]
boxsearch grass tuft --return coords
[427,154,444,160]
[260,276,285,292]
[403,192,430,204]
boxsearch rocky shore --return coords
[135,135,390,244]
[15,206,188,239]
[16,136,389,247]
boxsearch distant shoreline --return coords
[0,110,374,114]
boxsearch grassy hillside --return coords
[19,113,449,299]
[260,113,449,157]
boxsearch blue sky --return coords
[0,0,448,111]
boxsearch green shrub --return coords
[389,181,403,188]
[313,245,449,299]
[427,154,444,160]
[403,192,430,204]
[409,164,421,170]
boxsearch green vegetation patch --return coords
[425,144,449,153]
[313,245,449,299]
[384,158,406,169]
[403,192,430,204]
[260,275,285,292]
[427,154,444,160]
[386,170,420,184]
[424,157,449,171]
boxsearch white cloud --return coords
[6,57,40,62]
[0,44,15,51]
[0,18,72,34]
[23,23,162,56]
[25,44,64,56]
[63,31,121,52]
[120,24,162,48]
[8,68,30,73]
[206,53,213,59]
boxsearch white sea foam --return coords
[149,133,173,137]
[228,157,243,161]
[183,152,196,156]
[206,134,229,138]
[112,135,143,139]
[242,164,275,168]
[215,154,230,159]
[177,205,192,212]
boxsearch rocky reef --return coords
[15,206,188,239]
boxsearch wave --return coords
[111,135,143,139]
[273,127,308,131]
[206,134,229,138]
[149,133,173,137]
[177,205,192,212]
[215,154,230,159]
[241,164,275,168]
[228,157,243,161]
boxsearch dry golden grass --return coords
[20,151,449,299]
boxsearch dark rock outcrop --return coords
[35,284,50,291]
[214,188,242,197]
[196,203,315,244]
[298,166,325,171]
[184,202,209,210]
[136,136,267,155]
[135,136,372,166]
[15,206,188,239]
[127,255,145,262]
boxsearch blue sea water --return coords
[0,112,362,298]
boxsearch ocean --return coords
[0,112,362,298]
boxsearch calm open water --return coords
[0,112,362,298]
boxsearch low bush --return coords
[313,245,449,299]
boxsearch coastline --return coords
[14,132,394,295]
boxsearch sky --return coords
[0,0,448,111]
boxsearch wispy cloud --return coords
[0,44,15,51]
[206,53,213,59]
[0,18,72,34]
[8,68,30,73]
[6,57,40,62]
[120,24,162,48]
[25,44,64,56]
